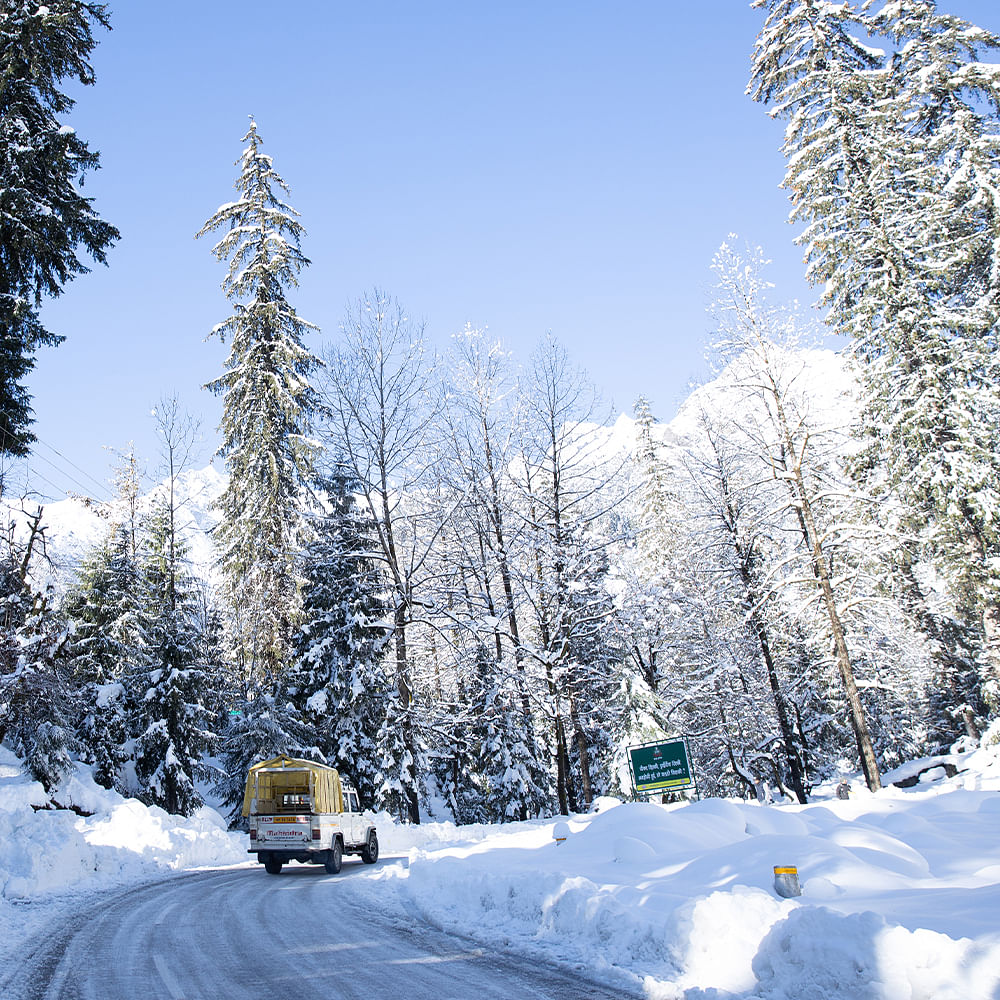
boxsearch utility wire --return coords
[0,424,115,505]
[12,462,76,505]
[27,443,112,503]
[33,437,113,500]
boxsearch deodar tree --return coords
[0,1,118,459]
[749,0,1000,719]
[286,465,391,809]
[197,119,323,689]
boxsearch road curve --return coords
[6,859,638,1000]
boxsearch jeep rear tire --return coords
[361,831,379,865]
[263,856,283,875]
[324,839,343,874]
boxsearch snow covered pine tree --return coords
[197,120,323,688]
[285,468,391,808]
[0,1,118,457]
[749,0,1000,724]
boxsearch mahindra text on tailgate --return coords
[255,814,313,845]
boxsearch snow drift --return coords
[3,734,999,999]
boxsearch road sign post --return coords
[628,739,696,797]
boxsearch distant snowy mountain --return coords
[576,346,856,473]
[668,346,856,440]
[8,465,225,594]
[7,349,856,595]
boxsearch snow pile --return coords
[0,746,244,901]
[2,738,999,998]
[0,748,246,978]
[373,740,1000,999]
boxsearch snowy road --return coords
[6,859,637,1000]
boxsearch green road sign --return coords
[629,739,693,793]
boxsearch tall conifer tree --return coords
[0,2,118,456]
[749,0,1000,713]
[132,502,217,817]
[64,524,144,789]
[286,468,390,806]
[197,120,322,687]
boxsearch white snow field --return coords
[1,737,998,999]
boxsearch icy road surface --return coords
[6,859,637,1000]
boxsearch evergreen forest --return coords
[1,1,998,824]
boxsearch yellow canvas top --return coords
[241,755,343,816]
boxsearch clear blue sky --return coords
[13,0,1000,502]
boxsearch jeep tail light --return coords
[249,829,256,840]
[312,828,321,840]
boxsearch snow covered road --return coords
[5,860,637,1000]
[5,743,1000,998]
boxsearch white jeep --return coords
[243,755,379,875]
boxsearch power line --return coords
[0,426,115,505]
[27,442,112,503]
[33,437,113,500]
[10,462,78,505]
[1,424,221,511]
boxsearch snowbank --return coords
[0,748,245,900]
[2,740,999,998]
[0,747,246,965]
[373,741,1000,999]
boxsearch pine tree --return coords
[607,398,693,796]
[373,695,422,820]
[865,2,1000,704]
[749,0,1000,712]
[460,641,553,823]
[64,526,144,684]
[285,468,390,806]
[0,509,75,789]
[619,396,687,703]
[131,501,217,817]
[748,0,888,332]
[485,683,554,820]
[0,2,118,456]
[214,700,309,827]
[10,606,76,789]
[197,119,322,686]
[436,649,490,824]
[63,446,148,788]
[63,524,144,788]
[559,528,620,804]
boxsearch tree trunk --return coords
[796,482,881,792]
[752,611,808,803]
[982,603,1000,714]
[393,604,420,824]
[767,360,882,794]
[553,710,571,814]
[568,691,593,809]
